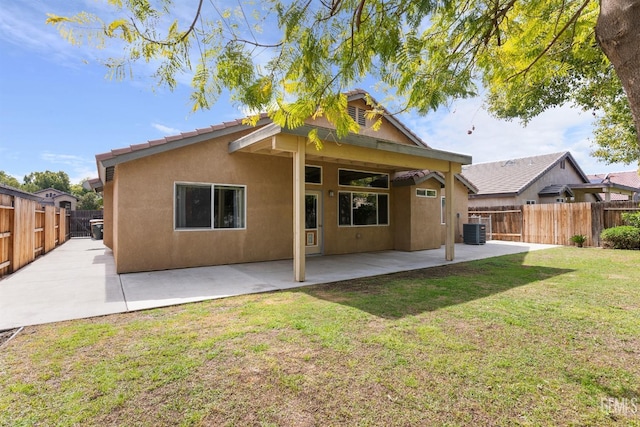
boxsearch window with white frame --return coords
[526,200,537,205]
[175,183,246,230]
[440,196,446,224]
[338,192,389,226]
[417,188,437,198]
[556,197,566,203]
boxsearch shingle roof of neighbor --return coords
[460,151,585,196]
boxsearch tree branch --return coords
[130,0,205,46]
[509,0,591,80]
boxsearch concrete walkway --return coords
[0,238,557,329]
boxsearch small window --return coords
[556,197,565,203]
[416,188,437,198]
[175,183,245,230]
[305,165,322,184]
[338,192,389,226]
[526,200,536,205]
[440,196,446,224]
[560,160,566,169]
[339,169,389,189]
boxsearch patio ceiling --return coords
[229,123,471,173]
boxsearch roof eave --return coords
[99,117,273,169]
[284,125,472,165]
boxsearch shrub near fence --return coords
[469,201,639,247]
[0,193,68,278]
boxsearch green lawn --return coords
[1,247,639,426]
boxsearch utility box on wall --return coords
[463,223,486,245]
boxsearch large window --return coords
[339,192,389,226]
[175,183,245,230]
[338,169,389,189]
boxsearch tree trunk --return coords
[596,0,640,153]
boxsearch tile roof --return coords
[93,90,443,186]
[392,170,478,193]
[587,170,640,201]
[461,151,583,196]
[96,89,432,167]
[95,115,269,164]
[588,170,640,188]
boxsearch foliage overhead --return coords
[46,0,637,161]
[22,170,72,193]
[77,191,104,210]
[0,171,22,189]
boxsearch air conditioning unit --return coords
[463,223,486,245]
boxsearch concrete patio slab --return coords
[0,239,126,330]
[0,238,557,330]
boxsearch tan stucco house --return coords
[461,151,601,208]
[33,188,78,211]
[91,91,474,280]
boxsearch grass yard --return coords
[1,247,639,426]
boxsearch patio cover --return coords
[229,122,472,281]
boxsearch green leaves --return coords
[46,0,637,164]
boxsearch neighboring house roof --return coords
[538,184,574,198]
[392,169,478,193]
[32,188,79,200]
[94,90,469,186]
[461,151,589,197]
[0,183,42,202]
[588,171,640,188]
[587,170,640,201]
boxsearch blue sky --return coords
[0,2,635,185]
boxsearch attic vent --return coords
[348,106,367,126]
[503,160,516,167]
[105,166,115,182]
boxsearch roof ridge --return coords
[462,151,568,168]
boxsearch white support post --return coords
[445,169,455,261]
[293,137,306,281]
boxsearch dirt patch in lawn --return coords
[0,328,20,348]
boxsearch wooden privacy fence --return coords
[469,201,639,247]
[0,193,68,278]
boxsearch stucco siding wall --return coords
[113,136,294,273]
[451,180,470,243]
[305,99,418,146]
[315,162,395,255]
[102,181,114,249]
[109,133,464,272]
[412,182,444,250]
[393,186,413,251]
